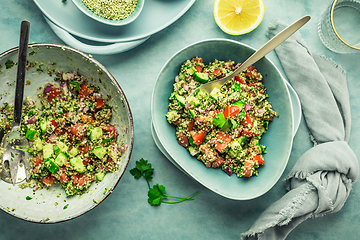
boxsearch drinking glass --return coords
[318,0,360,53]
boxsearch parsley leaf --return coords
[70,81,81,92]
[213,112,227,128]
[148,184,199,206]
[5,60,14,69]
[130,158,199,206]
[130,158,154,188]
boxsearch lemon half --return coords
[214,0,265,35]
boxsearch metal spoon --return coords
[0,20,31,184]
[187,15,311,99]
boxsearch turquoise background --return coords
[0,0,360,239]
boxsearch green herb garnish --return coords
[5,60,14,69]
[26,196,32,200]
[130,158,199,206]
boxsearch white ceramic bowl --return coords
[72,0,144,26]
[151,39,294,200]
[0,43,134,223]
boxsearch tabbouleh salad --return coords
[0,69,126,196]
[166,57,277,178]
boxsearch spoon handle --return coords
[13,20,30,128]
[191,15,311,96]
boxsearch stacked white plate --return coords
[33,0,196,55]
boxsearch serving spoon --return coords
[187,15,311,99]
[0,20,31,184]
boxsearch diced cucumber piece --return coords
[189,109,196,119]
[89,127,103,141]
[53,145,61,155]
[188,146,200,156]
[45,159,59,174]
[43,143,54,159]
[174,94,186,106]
[25,129,38,141]
[40,121,47,132]
[210,87,221,99]
[187,95,200,106]
[187,67,195,75]
[54,152,68,166]
[69,147,79,158]
[32,138,43,151]
[70,156,86,173]
[92,146,107,159]
[95,171,105,182]
[57,141,68,153]
[165,110,180,123]
[233,100,246,109]
[194,72,209,83]
[179,72,185,80]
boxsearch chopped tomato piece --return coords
[83,157,91,166]
[211,156,224,168]
[60,173,69,184]
[194,65,202,73]
[81,114,94,123]
[51,119,57,128]
[212,68,221,76]
[78,144,89,154]
[72,174,80,185]
[190,131,205,145]
[245,112,253,127]
[215,132,232,152]
[224,105,240,120]
[95,98,105,109]
[79,85,93,99]
[34,157,42,166]
[188,120,194,131]
[42,175,55,186]
[193,57,203,63]
[234,75,245,84]
[177,132,189,148]
[71,123,85,139]
[241,128,253,137]
[254,154,265,165]
[47,87,62,101]
[102,124,116,134]
[243,160,253,177]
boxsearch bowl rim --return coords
[71,0,145,26]
[151,38,294,200]
[0,42,134,223]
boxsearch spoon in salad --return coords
[0,20,31,184]
[187,15,311,99]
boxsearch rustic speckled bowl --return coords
[0,43,134,223]
[72,0,144,26]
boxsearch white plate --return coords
[44,17,149,55]
[33,0,196,43]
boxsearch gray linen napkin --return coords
[241,20,359,240]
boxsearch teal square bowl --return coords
[151,39,294,200]
[72,0,144,26]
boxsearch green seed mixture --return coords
[0,59,127,196]
[166,57,277,178]
[82,0,138,20]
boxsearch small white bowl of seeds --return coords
[72,0,144,26]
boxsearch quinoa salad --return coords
[166,57,277,178]
[0,70,126,196]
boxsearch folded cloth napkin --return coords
[241,20,359,240]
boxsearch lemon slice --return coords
[214,0,265,35]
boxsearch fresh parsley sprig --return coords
[130,158,199,206]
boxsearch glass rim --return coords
[331,0,360,50]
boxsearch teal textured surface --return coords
[0,0,360,239]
